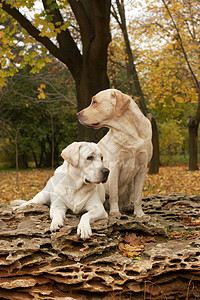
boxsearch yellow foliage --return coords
[38,92,46,99]
[127,0,199,119]
[40,84,46,90]
[0,2,61,84]
[37,84,46,99]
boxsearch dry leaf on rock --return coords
[118,233,154,259]
[118,242,144,258]
[180,214,200,226]
[168,230,200,240]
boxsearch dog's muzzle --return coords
[77,111,100,127]
[76,111,81,119]
[84,168,109,184]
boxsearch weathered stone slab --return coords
[0,194,199,299]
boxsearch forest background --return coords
[0,0,199,202]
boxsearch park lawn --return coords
[0,166,199,206]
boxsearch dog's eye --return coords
[93,100,97,104]
[101,156,103,161]
[87,156,94,160]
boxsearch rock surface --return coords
[0,193,200,299]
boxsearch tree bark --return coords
[70,0,111,141]
[148,115,160,174]
[75,46,110,141]
[187,117,199,171]
[15,129,19,188]
[187,90,200,171]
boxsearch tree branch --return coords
[161,0,199,92]
[1,0,82,81]
[154,22,173,37]
[115,0,125,32]
[112,0,148,115]
[111,3,121,27]
[0,2,64,63]
[41,0,82,71]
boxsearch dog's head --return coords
[77,89,130,128]
[61,142,109,184]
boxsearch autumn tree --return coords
[0,0,111,141]
[160,0,200,170]
[133,0,200,170]
[110,0,159,174]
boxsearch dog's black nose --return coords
[101,168,110,179]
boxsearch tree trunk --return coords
[187,117,199,171]
[15,129,19,189]
[50,115,54,170]
[19,153,29,169]
[149,115,160,174]
[39,141,45,168]
[31,150,39,168]
[76,63,110,142]
[187,90,200,171]
[113,0,159,173]
[69,0,111,142]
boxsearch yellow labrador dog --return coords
[11,142,109,239]
[77,89,152,217]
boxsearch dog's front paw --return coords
[10,199,27,208]
[109,210,121,219]
[19,202,29,209]
[77,221,92,240]
[134,208,145,218]
[50,218,64,232]
[11,201,28,211]
[122,203,134,213]
[13,203,28,211]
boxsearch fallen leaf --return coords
[118,233,151,259]
[168,230,200,240]
[180,214,200,226]
[144,165,200,197]
[1,166,199,205]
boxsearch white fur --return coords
[78,89,152,217]
[11,142,109,239]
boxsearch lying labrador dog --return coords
[77,89,152,217]
[11,142,109,239]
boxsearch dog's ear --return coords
[112,91,130,117]
[61,142,82,167]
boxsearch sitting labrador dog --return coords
[11,142,109,239]
[77,89,152,218]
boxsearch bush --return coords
[159,120,184,156]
